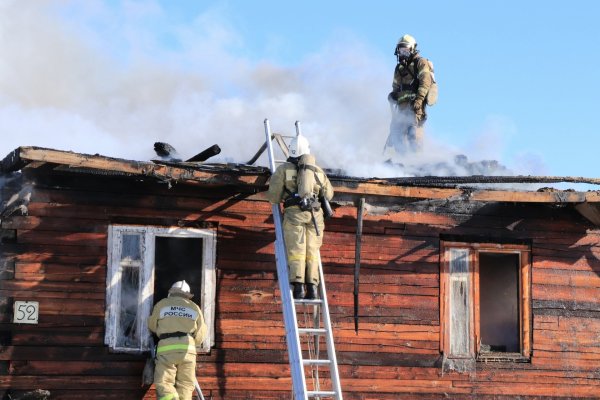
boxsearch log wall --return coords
[1,170,599,399]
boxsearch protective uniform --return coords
[148,281,207,400]
[384,34,433,155]
[266,140,333,297]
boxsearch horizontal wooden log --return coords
[533,256,600,272]
[10,326,105,346]
[533,284,600,305]
[9,360,144,376]
[532,268,600,288]
[0,280,104,294]
[14,262,105,283]
[2,215,109,233]
[10,390,148,400]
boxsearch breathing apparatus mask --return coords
[395,45,412,64]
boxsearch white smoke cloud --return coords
[0,0,543,180]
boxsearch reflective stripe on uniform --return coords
[156,344,195,354]
[159,394,178,400]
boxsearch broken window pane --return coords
[448,248,471,356]
[116,265,141,348]
[479,252,520,353]
[116,233,143,349]
[121,234,142,265]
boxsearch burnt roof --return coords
[2,146,600,206]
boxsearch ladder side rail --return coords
[295,119,343,399]
[318,255,343,399]
[264,119,308,400]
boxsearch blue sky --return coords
[1,0,598,179]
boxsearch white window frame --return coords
[105,225,216,354]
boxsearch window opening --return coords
[154,237,204,303]
[479,252,520,353]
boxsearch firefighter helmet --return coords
[397,34,417,51]
[288,134,310,158]
[395,34,417,61]
[169,280,193,297]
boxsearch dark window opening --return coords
[154,237,203,304]
[479,252,520,353]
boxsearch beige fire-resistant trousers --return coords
[154,351,196,400]
[283,206,325,285]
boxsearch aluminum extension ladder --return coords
[263,119,343,399]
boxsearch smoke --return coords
[0,1,544,180]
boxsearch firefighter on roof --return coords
[266,134,334,300]
[384,34,437,155]
[148,280,207,400]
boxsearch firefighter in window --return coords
[148,280,207,400]
[266,134,334,300]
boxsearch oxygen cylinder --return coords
[297,154,317,199]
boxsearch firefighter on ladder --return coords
[266,134,334,300]
[148,280,207,400]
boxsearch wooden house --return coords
[1,146,599,399]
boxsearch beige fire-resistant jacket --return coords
[148,294,207,354]
[392,56,433,105]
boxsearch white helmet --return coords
[169,280,193,298]
[171,280,190,293]
[288,134,310,157]
[397,34,417,52]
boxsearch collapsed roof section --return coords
[2,146,600,225]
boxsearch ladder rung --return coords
[298,328,327,335]
[294,299,322,305]
[303,359,331,366]
[307,391,337,397]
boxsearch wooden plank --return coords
[10,327,105,346]
[469,190,588,203]
[533,268,600,288]
[15,262,105,278]
[15,146,270,187]
[0,279,105,293]
[533,284,600,304]
[14,390,148,400]
[2,215,109,233]
[575,202,600,226]
[16,230,107,247]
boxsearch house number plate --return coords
[13,301,39,324]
